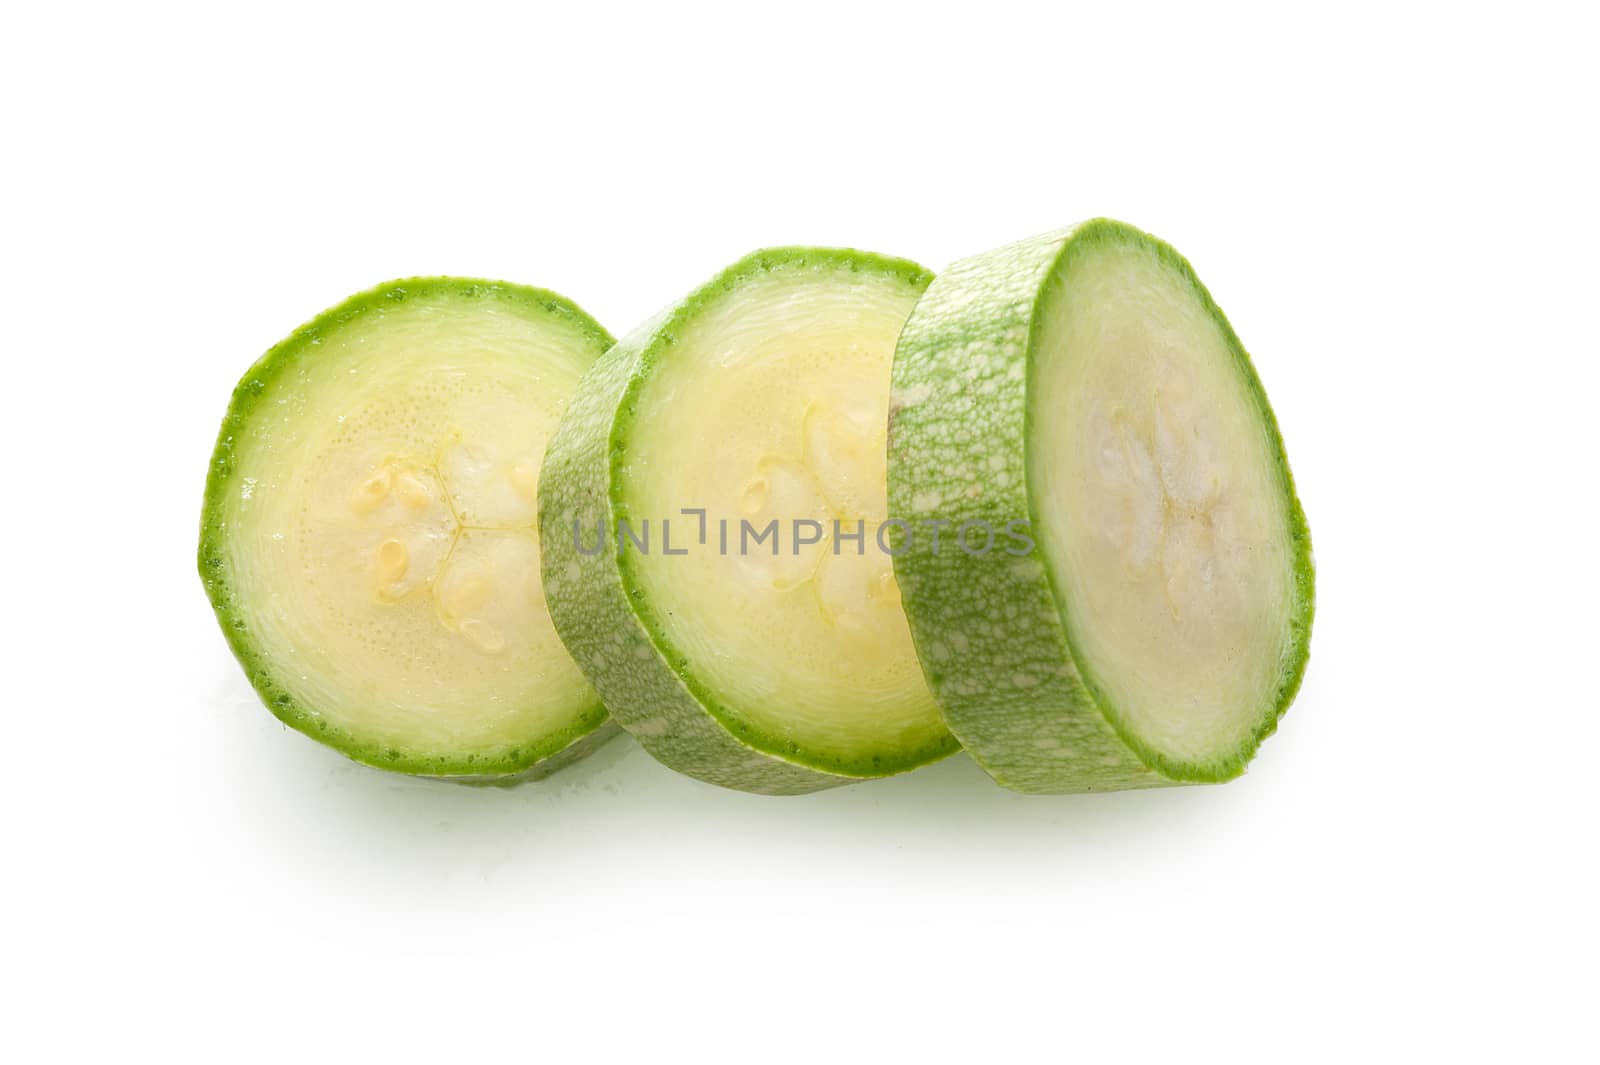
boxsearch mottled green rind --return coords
[539,248,957,795]
[887,220,1314,793]
[198,277,619,782]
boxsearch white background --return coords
[4,2,1595,1060]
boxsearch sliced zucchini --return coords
[539,248,957,794]
[199,279,619,781]
[888,220,1313,792]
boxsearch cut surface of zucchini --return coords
[888,220,1313,792]
[200,279,617,780]
[540,249,957,793]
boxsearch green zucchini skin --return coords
[199,278,618,781]
[886,220,1314,793]
[539,248,957,795]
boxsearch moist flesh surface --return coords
[1030,238,1301,771]
[619,265,948,769]
[206,285,606,770]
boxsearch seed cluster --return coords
[350,452,539,656]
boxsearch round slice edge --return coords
[199,278,619,781]
[540,248,958,794]
[888,220,1313,792]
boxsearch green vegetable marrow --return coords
[199,278,618,781]
[887,220,1314,792]
[539,248,958,794]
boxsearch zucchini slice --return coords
[888,220,1313,792]
[539,249,958,794]
[199,279,619,781]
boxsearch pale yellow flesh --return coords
[223,298,598,757]
[622,269,944,764]
[1031,240,1297,767]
